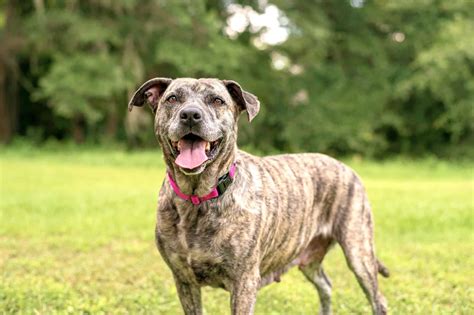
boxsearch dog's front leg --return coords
[230,270,260,315]
[174,278,202,315]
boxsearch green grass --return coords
[1,147,473,314]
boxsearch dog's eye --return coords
[166,95,177,104]
[212,97,224,106]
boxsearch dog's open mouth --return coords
[170,134,220,170]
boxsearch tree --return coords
[0,1,24,144]
[4,0,473,158]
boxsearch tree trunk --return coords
[104,109,118,140]
[72,115,85,144]
[0,1,21,144]
[0,62,12,143]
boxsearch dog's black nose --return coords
[179,107,203,126]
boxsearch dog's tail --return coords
[377,259,390,278]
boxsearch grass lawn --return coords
[1,146,473,314]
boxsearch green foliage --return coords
[8,0,474,157]
[397,14,474,142]
[1,148,473,313]
[36,53,128,123]
[270,0,473,156]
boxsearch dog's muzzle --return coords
[169,134,221,170]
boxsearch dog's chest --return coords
[185,250,229,288]
[167,205,236,287]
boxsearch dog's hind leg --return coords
[300,263,332,315]
[336,198,388,315]
[298,236,333,315]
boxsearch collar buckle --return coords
[216,174,232,195]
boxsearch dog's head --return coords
[128,78,260,175]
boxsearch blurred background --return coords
[1,0,472,158]
[1,1,473,314]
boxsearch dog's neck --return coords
[165,144,237,196]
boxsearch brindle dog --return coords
[128,78,389,315]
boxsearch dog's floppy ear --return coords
[128,78,172,113]
[223,80,260,122]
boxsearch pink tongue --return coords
[175,139,208,169]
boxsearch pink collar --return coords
[167,163,237,205]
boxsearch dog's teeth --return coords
[177,142,181,151]
[206,142,211,151]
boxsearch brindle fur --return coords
[129,78,389,315]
